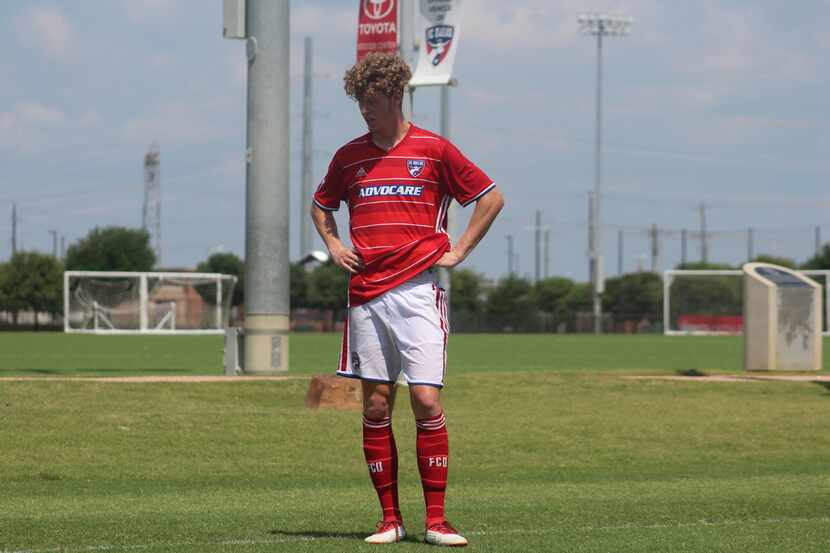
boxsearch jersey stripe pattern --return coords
[314,125,494,306]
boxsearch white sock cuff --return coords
[416,412,446,431]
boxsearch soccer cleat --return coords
[425,521,468,547]
[365,520,406,544]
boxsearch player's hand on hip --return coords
[434,250,464,268]
[332,244,364,274]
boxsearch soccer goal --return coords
[663,269,830,336]
[64,271,238,335]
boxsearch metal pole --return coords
[579,13,633,331]
[592,28,603,333]
[815,226,822,255]
[437,83,453,305]
[300,36,313,258]
[11,203,17,256]
[544,228,550,279]
[244,0,290,373]
[747,227,754,261]
[681,228,687,265]
[535,210,542,282]
[49,230,58,258]
[617,228,623,275]
[506,234,515,276]
[650,223,658,272]
[398,0,413,120]
[699,203,708,263]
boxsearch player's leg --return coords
[362,381,406,543]
[391,271,468,546]
[348,300,406,543]
[409,385,465,546]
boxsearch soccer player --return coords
[310,52,504,546]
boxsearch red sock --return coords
[363,416,401,522]
[416,412,449,526]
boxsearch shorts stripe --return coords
[338,315,349,373]
[435,286,448,378]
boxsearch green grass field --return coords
[1,333,829,552]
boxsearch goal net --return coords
[64,271,238,335]
[663,269,830,336]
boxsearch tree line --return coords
[2,226,830,331]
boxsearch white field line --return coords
[3,516,829,553]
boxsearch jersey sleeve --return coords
[441,140,495,207]
[312,153,346,211]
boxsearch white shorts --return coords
[337,269,449,388]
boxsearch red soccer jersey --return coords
[314,124,495,306]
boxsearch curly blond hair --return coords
[344,53,411,102]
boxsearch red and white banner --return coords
[356,0,398,61]
[410,0,462,86]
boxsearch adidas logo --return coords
[356,167,367,178]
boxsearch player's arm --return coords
[310,203,363,274]
[435,187,504,268]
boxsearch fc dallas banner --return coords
[410,0,462,86]
[357,0,398,61]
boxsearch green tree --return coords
[802,244,830,270]
[532,277,574,314]
[306,262,349,314]
[290,262,308,308]
[603,272,662,322]
[752,254,797,269]
[65,226,155,271]
[450,268,486,331]
[555,282,592,328]
[195,252,245,307]
[450,269,484,313]
[485,275,538,331]
[0,252,63,329]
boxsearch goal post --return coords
[663,269,830,336]
[64,271,238,335]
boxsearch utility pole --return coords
[48,230,58,258]
[816,226,822,255]
[578,13,633,334]
[243,0,291,373]
[681,228,687,265]
[617,228,623,275]
[437,80,455,308]
[698,203,708,263]
[60,235,66,259]
[11,203,17,256]
[535,210,542,282]
[506,234,515,276]
[543,228,550,279]
[747,227,754,261]
[398,0,414,120]
[649,223,659,272]
[142,143,161,266]
[299,36,314,259]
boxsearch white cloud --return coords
[14,6,78,61]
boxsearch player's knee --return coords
[363,395,392,420]
[410,388,442,417]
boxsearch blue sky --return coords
[1,0,828,281]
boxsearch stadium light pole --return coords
[223,0,291,372]
[578,13,633,334]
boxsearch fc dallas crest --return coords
[407,159,425,177]
[425,25,454,66]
